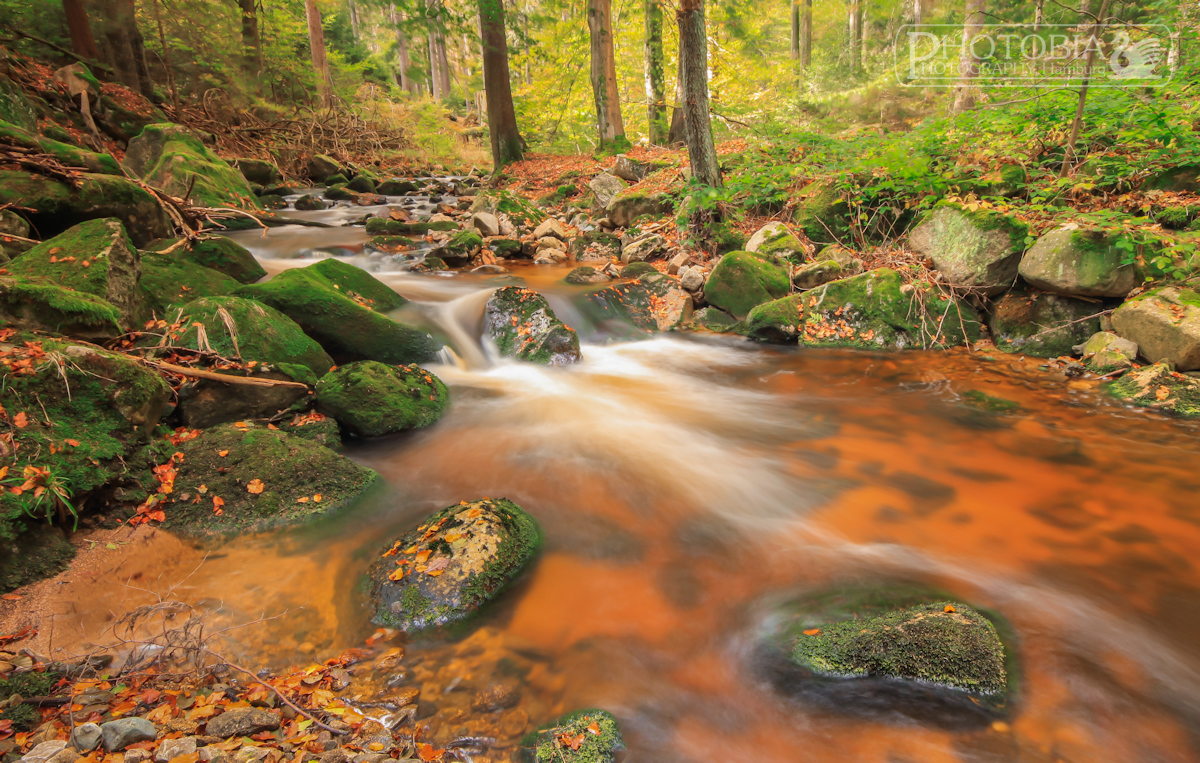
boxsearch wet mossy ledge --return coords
[367,499,542,634]
[316,361,449,437]
[528,709,625,763]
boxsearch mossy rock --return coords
[377,179,419,195]
[144,235,266,284]
[1144,164,1200,194]
[0,277,121,339]
[139,253,240,314]
[0,80,37,132]
[564,266,611,285]
[304,258,407,311]
[231,158,280,186]
[606,191,672,228]
[491,238,524,258]
[0,336,170,540]
[483,286,582,364]
[346,176,376,194]
[364,218,459,235]
[1107,362,1200,418]
[6,218,145,328]
[583,282,658,337]
[0,524,75,594]
[694,306,739,332]
[532,709,624,763]
[0,170,172,247]
[162,424,381,535]
[1018,225,1136,298]
[151,296,334,377]
[436,230,484,265]
[989,284,1102,357]
[704,250,791,319]
[908,204,1027,295]
[295,194,328,211]
[619,262,657,279]
[471,190,546,227]
[257,194,287,210]
[316,361,448,437]
[325,173,349,187]
[746,221,806,262]
[792,244,864,290]
[0,120,120,175]
[367,498,541,632]
[571,231,622,261]
[234,262,439,365]
[123,124,259,209]
[1110,285,1200,371]
[0,669,63,729]
[323,184,355,201]
[307,154,342,183]
[793,181,851,245]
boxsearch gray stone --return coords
[1018,224,1136,298]
[20,741,68,763]
[1110,286,1200,370]
[532,218,566,241]
[680,266,705,293]
[44,750,79,763]
[668,252,691,275]
[588,173,627,211]
[792,245,863,290]
[205,708,280,739]
[470,212,500,237]
[1074,331,1138,361]
[155,737,198,762]
[606,192,672,228]
[536,236,566,252]
[989,284,1103,357]
[100,718,158,752]
[611,155,648,183]
[125,750,152,763]
[908,204,1027,295]
[69,723,102,753]
[0,209,30,238]
[745,222,805,262]
[621,233,667,263]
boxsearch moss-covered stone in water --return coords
[365,219,460,236]
[367,498,541,632]
[793,181,851,245]
[483,286,582,364]
[162,424,380,535]
[790,601,1007,695]
[154,296,333,377]
[0,524,75,594]
[144,235,266,284]
[231,158,280,186]
[0,170,172,247]
[584,282,658,336]
[471,190,546,227]
[533,709,624,763]
[123,123,259,209]
[305,258,407,311]
[704,250,791,319]
[745,294,804,343]
[316,361,448,437]
[1107,362,1200,419]
[961,390,1021,414]
[907,203,1027,295]
[377,179,419,195]
[0,277,122,339]
[989,283,1101,357]
[491,238,524,258]
[235,263,439,365]
[436,230,484,265]
[139,253,240,313]
[564,267,610,285]
[6,218,145,328]
[346,176,376,194]
[695,306,739,332]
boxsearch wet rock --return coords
[21,741,68,763]
[1107,362,1200,418]
[564,266,611,285]
[1075,331,1138,363]
[1018,224,1137,298]
[606,191,672,228]
[307,154,342,183]
[532,218,566,241]
[745,221,806,262]
[1111,285,1200,370]
[100,718,157,752]
[345,176,376,194]
[0,277,123,340]
[69,723,102,753]
[471,212,500,237]
[571,230,622,261]
[989,284,1102,357]
[470,190,545,228]
[534,710,624,763]
[536,236,567,254]
[1144,163,1200,194]
[792,181,851,245]
[377,179,419,195]
[588,173,627,211]
[484,286,582,364]
[316,361,448,437]
[124,124,258,208]
[232,159,279,186]
[908,204,1027,295]
[367,498,541,632]
[0,209,30,239]
[704,250,792,319]
[585,281,659,336]
[0,170,172,246]
[124,751,152,763]
[694,306,738,331]
[620,233,666,263]
[620,262,656,278]
[175,368,312,429]
[206,708,280,739]
[792,245,863,290]
[435,230,484,265]
[294,194,328,211]
[471,680,521,711]
[154,737,197,762]
[365,219,457,235]
[489,238,524,259]
[144,235,266,284]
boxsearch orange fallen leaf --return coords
[296,496,310,503]
[1156,385,1171,401]
[586,721,600,734]
[64,439,79,447]
[218,450,229,457]
[802,628,821,636]
[1,594,22,601]
[12,412,27,428]
[312,494,322,502]
[247,479,265,494]
[944,605,956,613]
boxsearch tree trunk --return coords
[1032,0,1043,30]
[677,0,720,188]
[426,0,451,99]
[848,0,862,71]
[349,0,359,40]
[588,0,626,149]
[237,0,262,76]
[1060,0,1110,176]
[800,0,812,69]
[305,0,334,107]
[912,0,921,24]
[790,0,799,60]
[62,0,100,61]
[667,71,686,144]
[390,4,417,93]
[478,0,524,166]
[644,0,666,144]
[951,0,985,113]
[94,0,152,97]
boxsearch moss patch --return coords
[471,190,546,227]
[123,123,259,209]
[533,709,624,763]
[1107,362,1200,419]
[793,181,851,245]
[139,252,240,313]
[145,236,266,284]
[0,170,172,247]
[704,250,791,319]
[483,286,582,364]
[364,219,459,235]
[0,277,121,339]
[316,361,448,437]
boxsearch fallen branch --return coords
[147,360,310,389]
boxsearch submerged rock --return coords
[989,284,1102,357]
[1018,224,1136,298]
[532,709,624,763]
[584,281,658,336]
[703,250,791,319]
[316,361,448,437]
[908,204,1027,295]
[484,286,582,364]
[1110,285,1200,371]
[367,498,541,632]
[294,194,328,211]
[124,124,258,208]
[0,170,172,246]
[1107,362,1200,418]
[144,235,266,284]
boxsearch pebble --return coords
[155,736,198,762]
[206,707,281,738]
[69,723,102,753]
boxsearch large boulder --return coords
[989,284,1102,357]
[230,158,280,186]
[703,250,791,319]
[435,230,484,265]
[606,191,672,228]
[534,710,624,763]
[0,170,172,246]
[0,278,121,339]
[792,245,863,290]
[123,123,259,208]
[571,231,622,261]
[144,235,266,284]
[307,154,342,183]
[484,286,582,364]
[316,361,448,437]
[793,181,851,245]
[1076,331,1137,373]
[745,222,806,262]
[584,281,658,337]
[1144,164,1200,194]
[6,218,144,328]
[620,233,667,263]
[1018,225,1136,298]
[234,261,438,365]
[1110,285,1200,371]
[367,498,541,632]
[470,190,546,228]
[161,423,381,535]
[588,173,627,211]
[139,252,239,313]
[1107,362,1200,418]
[908,204,1028,295]
[0,120,120,175]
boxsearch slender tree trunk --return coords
[426,0,450,99]
[790,0,799,60]
[478,0,524,166]
[1032,0,1043,30]
[237,0,262,76]
[912,0,921,24]
[667,70,686,144]
[588,0,626,149]
[644,0,666,144]
[677,0,720,188]
[847,0,859,71]
[390,4,417,93]
[1061,0,1110,176]
[951,0,985,112]
[148,0,178,112]
[305,0,334,107]
[800,0,812,69]
[62,0,100,60]
[349,0,359,40]
[435,22,451,96]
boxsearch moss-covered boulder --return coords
[746,221,806,262]
[471,190,546,228]
[231,158,280,186]
[1018,225,1136,298]
[1108,362,1200,418]
[793,181,851,245]
[139,253,239,313]
[703,250,791,319]
[0,170,171,246]
[484,286,582,364]
[584,282,658,337]
[532,710,624,763]
[235,263,437,365]
[367,498,541,632]
[989,284,1102,357]
[792,245,863,290]
[365,218,459,236]
[745,294,804,343]
[307,154,342,183]
[564,266,612,285]
[1110,285,1200,371]
[377,179,419,195]
[346,176,376,194]
[0,120,120,175]
[0,278,122,339]
[606,191,672,228]
[908,204,1028,295]
[1144,164,1200,194]
[6,218,145,328]
[435,230,484,265]
[294,194,328,211]
[304,258,407,311]
[144,235,266,284]
[571,231,622,261]
[0,336,170,540]
[316,361,448,437]
[160,424,380,535]
[123,124,259,209]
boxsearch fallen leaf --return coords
[247,479,265,494]
[312,494,322,502]
[1,594,22,601]
[1156,385,1171,401]
[802,628,821,636]
[12,412,27,428]
[944,604,956,613]
[218,450,229,457]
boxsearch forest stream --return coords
[18,189,1200,763]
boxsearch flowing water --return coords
[40,193,1200,761]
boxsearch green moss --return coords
[619,262,656,278]
[745,294,804,343]
[325,173,349,186]
[704,250,791,319]
[346,176,376,194]
[145,235,266,284]
[472,190,546,227]
[305,258,406,311]
[0,171,172,247]
[533,709,624,763]
[0,277,121,338]
[989,284,1101,357]
[961,390,1021,414]
[0,669,60,700]
[325,184,355,201]
[0,703,41,731]
[583,282,658,336]
[793,181,851,245]
[139,252,240,313]
[491,238,523,258]
[124,124,259,209]
[1107,362,1200,418]
[365,219,459,235]
[315,361,448,437]
[437,230,484,263]
[484,286,582,364]
[0,121,119,175]
[0,524,75,593]
[570,231,622,260]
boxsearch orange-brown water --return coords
[31,217,1200,762]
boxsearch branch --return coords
[147,360,310,389]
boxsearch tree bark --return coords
[390,3,417,93]
[62,0,100,61]
[478,0,524,166]
[848,0,862,71]
[644,0,666,144]
[1032,0,1043,30]
[349,0,359,40]
[800,0,812,69]
[237,0,262,76]
[667,72,686,144]
[677,0,720,188]
[951,0,985,113]
[790,0,799,60]
[94,0,152,97]
[305,0,334,107]
[912,0,921,24]
[426,0,451,99]
[588,0,625,149]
